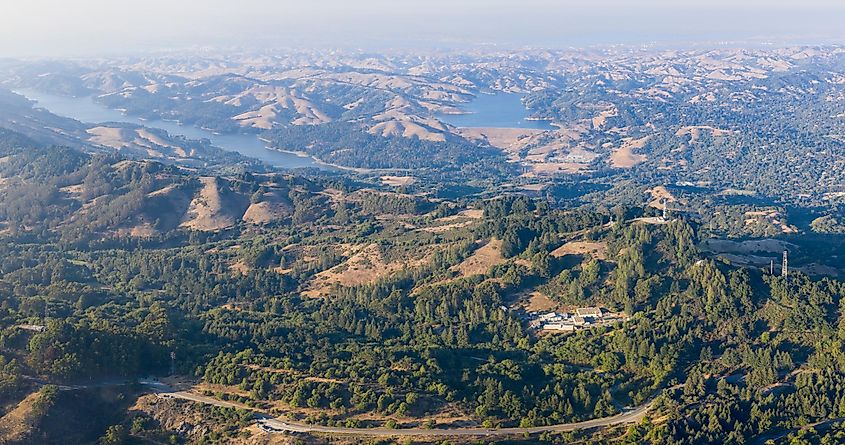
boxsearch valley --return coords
[0,43,842,445]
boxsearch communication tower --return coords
[782,250,788,278]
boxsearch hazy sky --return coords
[2,0,845,57]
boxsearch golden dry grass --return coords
[242,192,292,225]
[369,119,446,142]
[229,261,251,276]
[0,391,41,442]
[528,162,589,175]
[380,176,417,187]
[551,241,607,260]
[303,243,430,297]
[418,209,483,234]
[592,107,618,129]
[646,185,677,209]
[450,238,505,277]
[675,125,734,144]
[87,126,130,149]
[457,127,543,151]
[180,177,249,231]
[518,291,559,312]
[609,136,650,168]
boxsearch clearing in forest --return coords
[180,177,250,231]
[419,209,484,233]
[551,241,607,260]
[303,243,430,297]
[646,186,677,209]
[515,290,560,313]
[450,238,505,277]
[380,175,416,187]
[609,136,650,168]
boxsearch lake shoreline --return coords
[267,147,410,174]
[437,91,556,130]
[14,88,328,170]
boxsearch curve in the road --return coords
[143,380,660,438]
[258,400,653,437]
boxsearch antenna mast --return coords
[782,250,788,278]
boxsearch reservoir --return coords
[14,89,325,170]
[438,92,555,130]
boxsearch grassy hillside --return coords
[0,100,842,444]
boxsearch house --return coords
[16,324,46,333]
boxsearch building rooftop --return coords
[576,307,603,317]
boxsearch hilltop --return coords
[0,45,843,445]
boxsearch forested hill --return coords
[0,125,841,444]
[0,133,346,246]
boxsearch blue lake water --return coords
[439,92,555,130]
[14,89,325,170]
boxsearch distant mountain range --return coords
[1,46,843,229]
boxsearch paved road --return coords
[258,401,652,437]
[142,379,658,438]
[23,375,135,391]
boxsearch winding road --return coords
[141,379,658,438]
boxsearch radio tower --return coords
[662,199,669,222]
[782,250,788,278]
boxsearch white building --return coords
[543,323,577,332]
